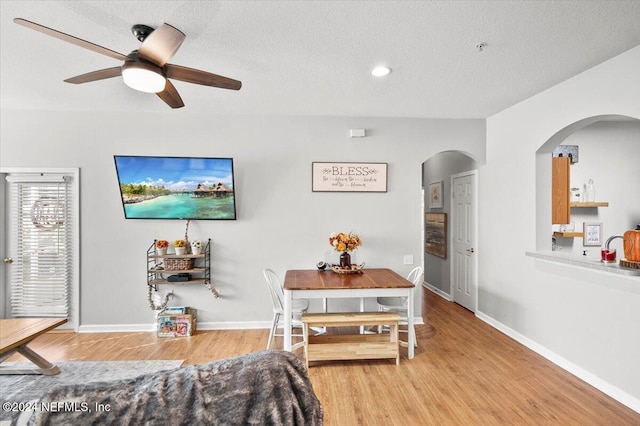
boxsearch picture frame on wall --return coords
[429,180,444,208]
[583,222,603,246]
[425,212,447,259]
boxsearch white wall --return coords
[484,45,640,409]
[0,113,485,329]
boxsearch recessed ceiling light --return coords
[371,66,391,77]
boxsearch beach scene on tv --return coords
[114,156,236,220]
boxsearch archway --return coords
[535,114,640,252]
[422,150,478,310]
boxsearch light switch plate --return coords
[403,255,413,265]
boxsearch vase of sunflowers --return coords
[174,239,188,255]
[329,232,362,267]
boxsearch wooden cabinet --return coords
[552,157,570,224]
[147,239,211,288]
[551,156,609,237]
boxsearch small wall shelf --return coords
[147,239,211,289]
[570,202,609,207]
[553,231,584,238]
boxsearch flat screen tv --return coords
[113,155,236,220]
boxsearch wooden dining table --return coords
[283,268,416,359]
[0,317,67,375]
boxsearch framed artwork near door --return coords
[429,180,443,208]
[425,212,447,259]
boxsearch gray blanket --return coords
[23,351,322,426]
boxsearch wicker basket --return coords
[164,258,195,271]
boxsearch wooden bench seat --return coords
[301,312,401,367]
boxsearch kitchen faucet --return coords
[602,235,624,262]
[605,235,623,251]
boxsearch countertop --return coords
[525,251,640,277]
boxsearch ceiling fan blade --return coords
[156,80,185,109]
[14,18,127,61]
[165,64,242,90]
[138,23,185,66]
[64,67,122,84]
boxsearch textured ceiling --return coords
[1,0,640,118]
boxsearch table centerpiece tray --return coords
[330,265,364,274]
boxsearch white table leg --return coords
[321,298,328,334]
[284,289,292,352]
[407,288,415,359]
[359,297,365,334]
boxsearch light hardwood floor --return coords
[8,289,639,425]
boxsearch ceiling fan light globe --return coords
[121,65,166,93]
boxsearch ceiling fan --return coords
[13,18,242,109]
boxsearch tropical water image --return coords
[124,193,235,219]
[114,156,236,220]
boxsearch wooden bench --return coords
[301,312,401,367]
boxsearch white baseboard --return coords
[413,317,425,325]
[198,321,271,330]
[475,309,640,414]
[79,324,155,333]
[79,318,424,333]
[79,321,272,333]
[423,282,452,301]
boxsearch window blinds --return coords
[7,176,72,317]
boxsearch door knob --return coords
[466,248,475,253]
[3,257,13,264]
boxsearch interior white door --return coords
[451,171,477,312]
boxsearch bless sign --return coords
[312,162,388,192]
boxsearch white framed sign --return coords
[312,162,387,192]
[583,222,603,246]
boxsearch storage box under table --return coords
[157,307,197,337]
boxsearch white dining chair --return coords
[263,268,309,351]
[376,266,423,347]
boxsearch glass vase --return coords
[339,251,351,267]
